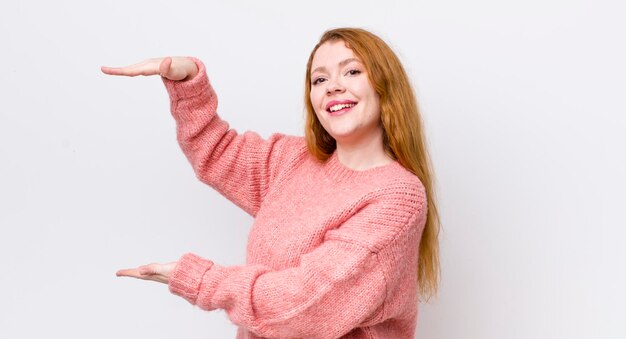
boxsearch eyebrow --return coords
[311,58,360,75]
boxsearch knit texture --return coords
[163,58,428,339]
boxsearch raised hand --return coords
[116,261,177,284]
[101,57,198,81]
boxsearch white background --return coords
[1,0,624,338]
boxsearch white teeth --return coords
[329,103,356,112]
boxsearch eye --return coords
[345,69,361,76]
[312,77,327,85]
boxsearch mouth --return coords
[326,100,358,115]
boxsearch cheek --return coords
[367,87,381,113]
[310,89,325,113]
[310,86,323,101]
[354,82,376,102]
[365,92,381,121]
[372,97,381,116]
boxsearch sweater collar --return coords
[322,151,401,182]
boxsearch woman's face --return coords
[309,40,382,147]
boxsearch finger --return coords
[101,65,132,76]
[139,264,159,276]
[140,263,171,284]
[100,60,148,76]
[116,268,144,278]
[101,59,161,77]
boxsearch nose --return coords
[326,77,345,95]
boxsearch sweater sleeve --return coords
[167,186,426,339]
[162,58,304,216]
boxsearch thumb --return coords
[158,57,173,78]
[139,264,159,276]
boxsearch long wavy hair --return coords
[304,28,441,299]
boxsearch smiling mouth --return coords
[327,102,357,114]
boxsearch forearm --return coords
[162,58,293,215]
[168,243,386,339]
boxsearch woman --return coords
[103,27,440,339]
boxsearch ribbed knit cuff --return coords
[168,253,214,305]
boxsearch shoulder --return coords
[273,134,308,151]
[264,134,308,165]
[325,165,427,252]
[364,162,427,217]
[261,134,310,182]
[368,169,428,244]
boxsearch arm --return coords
[162,59,303,215]
[117,242,386,338]
[168,187,426,338]
[171,243,385,338]
[102,57,303,216]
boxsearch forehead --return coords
[311,40,360,70]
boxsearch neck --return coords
[335,129,393,171]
